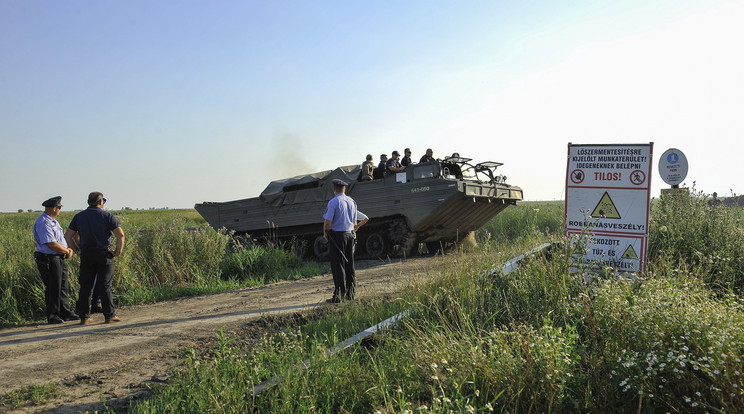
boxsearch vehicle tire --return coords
[389,219,409,244]
[313,235,330,260]
[364,232,387,258]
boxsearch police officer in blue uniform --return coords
[33,196,78,324]
[323,179,367,302]
[65,192,125,325]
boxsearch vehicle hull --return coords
[195,160,523,257]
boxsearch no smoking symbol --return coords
[570,169,585,184]
[630,170,646,185]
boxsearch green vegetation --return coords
[0,209,325,327]
[5,194,744,412]
[477,201,564,243]
[0,383,60,411]
[648,187,744,293]
[131,197,744,413]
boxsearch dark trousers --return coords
[329,231,356,300]
[34,253,76,321]
[77,249,116,319]
[91,276,104,306]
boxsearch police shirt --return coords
[33,213,68,254]
[323,193,357,232]
[68,206,121,251]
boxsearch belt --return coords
[35,252,65,258]
[330,230,355,234]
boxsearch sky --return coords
[1,0,743,212]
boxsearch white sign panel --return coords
[566,231,647,273]
[565,143,653,274]
[658,148,688,186]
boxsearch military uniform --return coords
[33,196,77,324]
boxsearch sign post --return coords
[658,148,688,195]
[565,143,653,274]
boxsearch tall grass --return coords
[477,201,564,243]
[0,212,53,326]
[129,197,744,413]
[220,240,323,286]
[0,209,325,327]
[648,187,744,293]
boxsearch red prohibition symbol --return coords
[630,170,646,185]
[570,169,585,184]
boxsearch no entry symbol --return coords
[570,169,585,184]
[630,170,646,185]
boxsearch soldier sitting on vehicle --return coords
[442,153,464,179]
[419,148,434,163]
[401,148,413,167]
[361,154,374,181]
[385,151,405,177]
[373,154,387,180]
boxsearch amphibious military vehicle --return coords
[195,154,523,259]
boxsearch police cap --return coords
[331,179,348,187]
[42,196,63,208]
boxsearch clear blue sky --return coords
[2,1,742,211]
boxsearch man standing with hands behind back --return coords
[33,196,78,324]
[323,179,366,303]
[65,192,125,325]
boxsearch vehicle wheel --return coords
[365,232,387,258]
[389,218,410,244]
[313,235,330,260]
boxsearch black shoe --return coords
[91,305,103,314]
[48,316,64,324]
[326,297,341,304]
[62,313,79,321]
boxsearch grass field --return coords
[3,190,744,412]
[0,209,325,327]
[130,192,744,413]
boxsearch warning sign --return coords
[567,231,646,273]
[622,245,639,260]
[565,143,653,274]
[591,192,621,219]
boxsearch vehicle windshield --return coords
[414,164,438,180]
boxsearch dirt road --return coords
[0,256,444,413]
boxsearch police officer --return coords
[323,179,367,302]
[33,196,78,324]
[65,192,125,325]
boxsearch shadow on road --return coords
[0,302,323,347]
